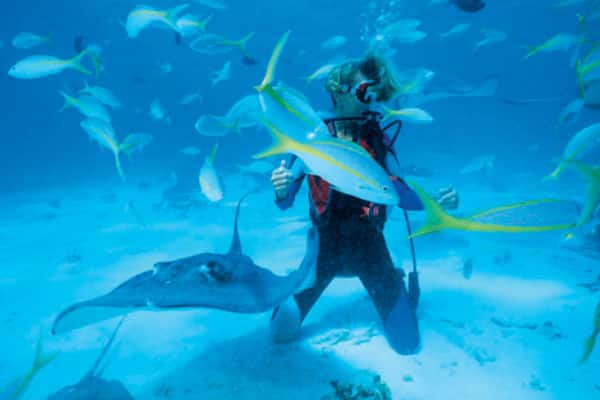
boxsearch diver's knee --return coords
[270,297,301,343]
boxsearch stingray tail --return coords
[88,317,126,378]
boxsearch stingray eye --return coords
[206,261,233,282]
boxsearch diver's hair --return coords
[325,51,401,103]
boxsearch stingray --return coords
[52,195,318,334]
[48,318,133,399]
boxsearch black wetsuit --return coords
[273,119,422,354]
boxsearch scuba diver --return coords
[269,52,459,355]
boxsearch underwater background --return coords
[1,0,599,399]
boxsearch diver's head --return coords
[325,51,400,117]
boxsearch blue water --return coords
[1,0,586,189]
[1,0,599,399]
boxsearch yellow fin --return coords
[253,116,296,159]
[236,32,255,57]
[68,49,91,75]
[58,91,77,111]
[255,31,290,92]
[261,84,309,123]
[199,14,212,31]
[543,163,565,181]
[11,334,59,399]
[407,181,575,238]
[523,44,539,59]
[468,199,567,219]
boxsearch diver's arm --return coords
[274,156,305,210]
[384,153,424,211]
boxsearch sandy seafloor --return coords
[1,171,599,400]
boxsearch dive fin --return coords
[408,270,420,310]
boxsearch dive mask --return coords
[342,79,379,104]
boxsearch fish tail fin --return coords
[255,31,290,92]
[118,135,136,155]
[199,14,213,31]
[253,117,294,159]
[543,163,565,181]
[405,181,459,238]
[237,31,255,57]
[166,3,190,27]
[32,336,59,375]
[410,182,576,237]
[382,105,395,121]
[523,45,537,59]
[69,50,91,75]
[208,142,219,163]
[13,335,59,397]
[58,91,75,111]
[92,54,104,77]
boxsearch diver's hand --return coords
[437,186,459,210]
[271,159,293,200]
